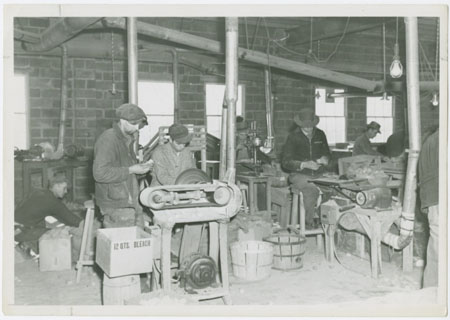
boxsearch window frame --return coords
[366,95,395,143]
[314,87,347,145]
[13,71,30,149]
[204,82,246,138]
[137,80,175,146]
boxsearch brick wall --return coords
[13,17,440,203]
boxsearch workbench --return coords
[236,174,271,216]
[21,158,89,201]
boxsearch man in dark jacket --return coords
[281,108,331,229]
[93,103,153,229]
[418,128,439,287]
[15,176,82,252]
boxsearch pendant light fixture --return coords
[430,19,439,107]
[390,17,404,78]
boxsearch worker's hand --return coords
[302,161,320,171]
[316,156,329,166]
[129,162,152,175]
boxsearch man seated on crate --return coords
[281,108,332,230]
[14,175,83,254]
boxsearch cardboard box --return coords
[95,227,153,277]
[39,227,72,272]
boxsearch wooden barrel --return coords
[230,241,273,281]
[102,274,141,305]
[264,234,306,270]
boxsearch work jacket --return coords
[418,130,439,209]
[281,126,331,176]
[93,123,140,210]
[150,143,196,186]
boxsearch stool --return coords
[290,187,324,250]
[154,211,231,304]
[75,200,95,283]
[236,175,271,216]
[238,183,249,214]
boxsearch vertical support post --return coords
[160,225,172,291]
[219,221,231,305]
[127,17,138,104]
[401,17,421,239]
[209,221,219,266]
[225,18,239,183]
[56,45,68,154]
[266,180,271,217]
[171,49,179,123]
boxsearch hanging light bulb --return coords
[390,43,404,78]
[430,92,439,107]
[390,18,403,78]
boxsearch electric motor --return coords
[179,252,217,292]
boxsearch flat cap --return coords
[116,103,147,122]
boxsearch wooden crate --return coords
[338,155,381,176]
[95,227,153,277]
[39,228,72,272]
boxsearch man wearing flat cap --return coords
[281,108,331,229]
[150,123,196,186]
[352,121,385,157]
[93,103,152,228]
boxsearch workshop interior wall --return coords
[12,17,440,204]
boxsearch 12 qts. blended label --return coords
[113,239,151,250]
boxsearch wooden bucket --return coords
[230,240,273,281]
[264,234,306,270]
[102,274,141,305]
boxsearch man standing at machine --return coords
[352,121,386,157]
[93,103,152,229]
[150,123,196,186]
[281,108,331,229]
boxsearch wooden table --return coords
[325,206,402,278]
[236,174,271,216]
[22,158,89,201]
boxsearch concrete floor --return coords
[11,235,442,317]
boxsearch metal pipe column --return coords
[401,17,421,236]
[219,97,228,180]
[127,17,138,104]
[383,17,421,250]
[56,45,68,157]
[225,18,239,182]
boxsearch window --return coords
[13,73,30,149]
[366,96,394,143]
[137,81,174,146]
[315,88,346,144]
[205,83,244,138]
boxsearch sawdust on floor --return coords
[13,236,430,310]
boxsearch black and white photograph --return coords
[1,3,448,317]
